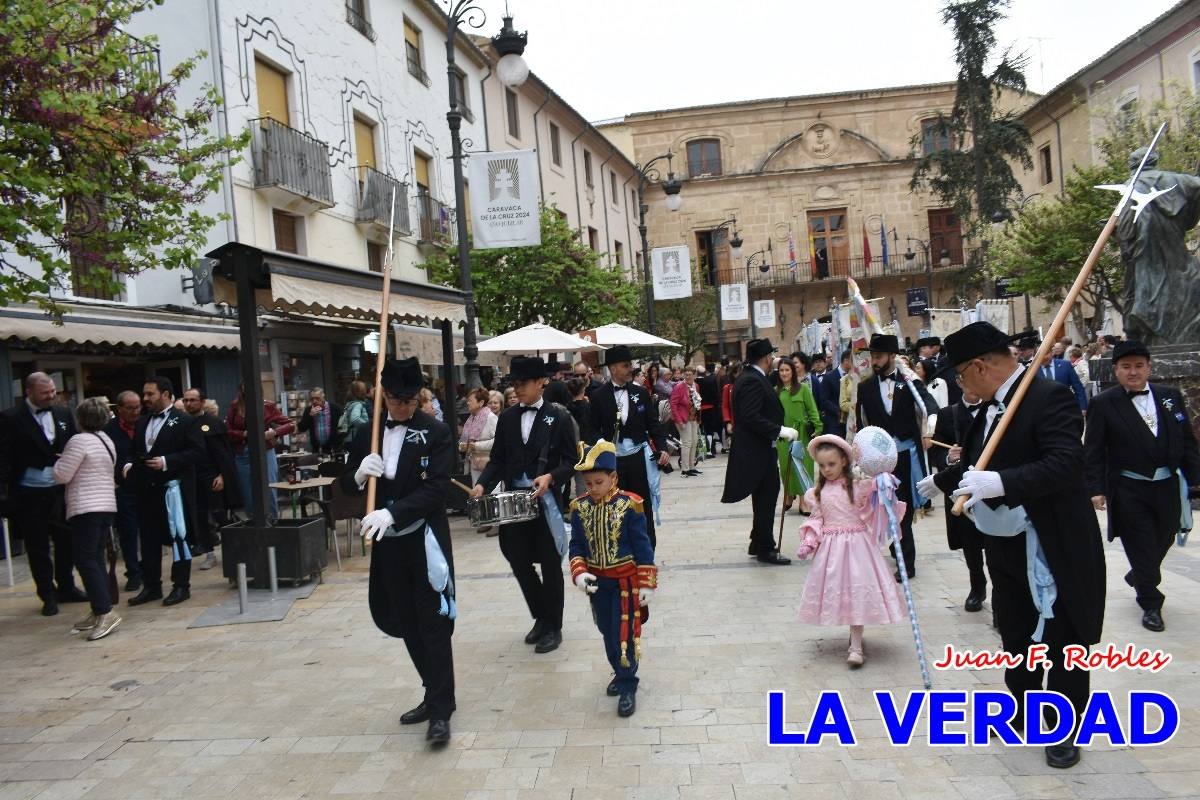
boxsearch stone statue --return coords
[1116,148,1200,345]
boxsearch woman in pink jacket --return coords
[53,397,120,641]
[670,366,703,477]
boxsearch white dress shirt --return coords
[610,382,630,424]
[520,397,544,444]
[145,410,169,450]
[381,418,407,480]
[26,399,53,441]
[1130,387,1158,437]
[984,365,1025,442]
[878,372,897,415]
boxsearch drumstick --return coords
[927,439,954,450]
[451,478,473,495]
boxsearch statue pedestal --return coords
[1090,343,1200,445]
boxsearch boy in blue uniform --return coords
[568,440,657,717]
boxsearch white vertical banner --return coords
[468,149,542,249]
[753,299,776,329]
[650,245,692,300]
[720,284,748,320]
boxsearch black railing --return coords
[356,167,411,235]
[250,117,335,207]
[416,191,456,246]
[727,248,979,289]
[345,4,377,42]
[75,30,161,97]
[408,58,431,87]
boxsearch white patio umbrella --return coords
[473,322,605,354]
[585,322,680,349]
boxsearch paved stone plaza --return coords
[1,459,1198,800]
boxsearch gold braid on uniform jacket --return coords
[573,490,638,569]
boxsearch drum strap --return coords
[512,474,569,557]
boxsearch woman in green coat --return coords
[776,359,822,509]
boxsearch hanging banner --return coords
[976,299,1011,333]
[754,299,776,329]
[720,283,748,320]
[928,308,964,340]
[468,149,542,249]
[650,245,692,300]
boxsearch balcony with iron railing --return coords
[356,167,411,242]
[72,30,162,98]
[345,3,377,42]
[249,117,335,213]
[415,191,456,247]
[721,248,979,289]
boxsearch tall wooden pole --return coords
[365,188,398,519]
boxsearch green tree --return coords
[651,263,716,364]
[0,0,247,315]
[425,205,640,334]
[911,0,1032,234]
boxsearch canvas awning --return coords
[0,304,242,351]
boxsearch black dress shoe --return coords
[1142,609,1165,632]
[426,719,451,743]
[748,542,757,556]
[894,568,916,583]
[400,702,429,725]
[57,587,89,604]
[617,691,636,717]
[524,620,546,645]
[127,588,163,606]
[41,600,59,617]
[606,679,619,697]
[162,588,190,606]
[123,578,142,593]
[690,468,703,475]
[1044,743,1080,769]
[964,592,985,612]
[534,629,562,653]
[1124,570,1135,587]
[757,552,791,565]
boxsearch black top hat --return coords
[868,333,901,354]
[507,355,549,382]
[1112,340,1152,363]
[602,345,634,366]
[380,357,424,398]
[914,336,941,349]
[940,322,1029,373]
[1015,335,1040,350]
[745,338,778,362]
[544,358,568,376]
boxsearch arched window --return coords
[920,117,951,155]
[686,138,722,177]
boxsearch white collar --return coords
[750,364,766,376]
[26,399,49,416]
[522,397,545,410]
[992,365,1025,405]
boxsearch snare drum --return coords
[467,490,538,527]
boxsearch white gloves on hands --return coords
[638,587,654,606]
[916,474,941,501]
[574,572,598,595]
[778,426,799,442]
[359,508,394,541]
[950,467,1005,511]
[355,453,385,486]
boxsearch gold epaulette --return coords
[569,493,591,513]
[619,491,644,514]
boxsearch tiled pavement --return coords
[1,456,1198,799]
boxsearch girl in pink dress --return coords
[795,434,907,666]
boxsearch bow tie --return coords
[883,373,900,382]
[1127,389,1150,398]
[153,411,169,420]
[34,407,50,415]
[385,418,406,429]
[520,405,538,413]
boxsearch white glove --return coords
[950,467,1005,512]
[355,453,385,486]
[778,426,799,442]
[359,508,394,541]
[574,572,597,595]
[916,474,941,501]
[638,587,655,606]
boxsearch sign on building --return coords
[720,283,748,320]
[650,245,692,299]
[906,287,928,317]
[754,299,776,329]
[468,149,542,249]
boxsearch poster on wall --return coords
[468,149,542,249]
[720,284,749,320]
[651,245,693,299]
[754,299,777,329]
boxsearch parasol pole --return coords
[365,187,399,523]
[953,122,1168,516]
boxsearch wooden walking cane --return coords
[952,122,1169,516]
[364,187,399,528]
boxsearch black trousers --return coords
[963,535,988,595]
[71,512,113,616]
[136,485,191,591]
[193,470,221,554]
[10,486,75,602]
[889,450,918,571]
[986,532,1090,731]
[114,487,141,583]
[750,464,781,556]
[498,515,564,631]
[1113,475,1179,611]
[617,452,656,547]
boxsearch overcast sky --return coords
[470,0,1182,121]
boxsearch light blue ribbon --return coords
[164,479,191,562]
[423,525,457,620]
[1118,468,1192,546]
[894,438,925,504]
[617,438,661,525]
[872,473,931,690]
[20,466,56,489]
[970,502,1057,643]
[787,440,814,494]
[511,474,568,557]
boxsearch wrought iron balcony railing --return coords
[249,117,335,208]
[718,248,977,289]
[345,4,377,42]
[415,191,456,246]
[356,167,411,235]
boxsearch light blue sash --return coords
[511,474,568,557]
[1118,468,1192,546]
[617,438,661,525]
[970,502,1057,643]
[787,440,814,493]
[382,518,457,619]
[894,438,925,504]
[164,479,191,562]
[20,466,56,489]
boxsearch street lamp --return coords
[707,217,741,361]
[445,2,529,389]
[635,151,683,347]
[990,193,1042,330]
[745,248,769,338]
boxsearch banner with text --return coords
[651,245,693,300]
[754,299,777,329]
[721,284,749,320]
[468,149,542,249]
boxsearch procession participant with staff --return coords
[473,356,579,654]
[1083,340,1200,632]
[342,357,457,745]
[919,322,1105,770]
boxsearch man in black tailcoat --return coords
[856,333,938,579]
[1084,340,1200,633]
[589,345,670,547]
[921,322,1105,770]
[343,357,456,745]
[181,387,240,570]
[474,356,579,654]
[721,338,798,565]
